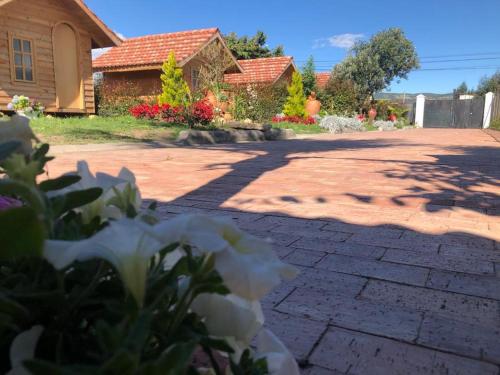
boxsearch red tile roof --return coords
[224,56,295,85]
[316,72,331,89]
[93,28,219,71]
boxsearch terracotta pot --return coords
[368,108,377,121]
[205,91,217,107]
[388,114,397,122]
[305,92,321,116]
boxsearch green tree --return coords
[302,56,317,96]
[224,31,284,60]
[283,71,306,117]
[333,28,419,105]
[476,70,500,95]
[321,76,359,116]
[158,51,191,107]
[453,81,471,98]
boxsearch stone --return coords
[177,129,265,145]
[225,121,272,131]
[426,269,500,300]
[264,128,296,140]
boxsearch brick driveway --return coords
[50,129,500,374]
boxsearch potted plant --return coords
[305,91,321,116]
[7,95,45,119]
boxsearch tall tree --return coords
[302,56,317,96]
[224,31,284,60]
[453,81,470,98]
[476,70,500,95]
[158,51,191,107]
[283,71,306,117]
[332,28,419,104]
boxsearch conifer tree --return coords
[302,56,317,96]
[158,51,191,106]
[283,71,306,117]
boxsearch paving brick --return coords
[349,233,439,253]
[289,266,367,294]
[284,249,326,267]
[426,269,500,300]
[310,327,498,375]
[361,280,500,327]
[316,254,429,286]
[261,283,295,309]
[383,248,495,275]
[277,288,422,341]
[418,315,500,364]
[439,244,500,263]
[263,310,327,363]
[251,216,327,231]
[292,238,386,259]
[247,229,302,247]
[402,231,496,250]
[322,223,404,239]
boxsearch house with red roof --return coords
[0,0,121,114]
[224,56,297,86]
[93,28,242,96]
[315,72,331,89]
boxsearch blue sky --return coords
[86,0,500,94]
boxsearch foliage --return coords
[130,101,214,127]
[453,81,472,98]
[319,115,363,134]
[224,31,284,60]
[283,72,306,117]
[332,28,419,104]
[490,118,500,130]
[197,41,235,96]
[302,56,317,97]
[95,79,144,117]
[272,115,316,125]
[270,121,327,134]
[7,95,45,119]
[31,116,185,145]
[230,84,288,122]
[158,51,191,107]
[0,128,300,374]
[320,77,358,116]
[476,70,500,95]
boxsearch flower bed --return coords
[272,115,316,125]
[130,100,214,126]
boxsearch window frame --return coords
[9,33,37,84]
[191,66,200,90]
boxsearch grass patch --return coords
[31,116,188,145]
[271,121,327,134]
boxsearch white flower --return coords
[191,293,264,351]
[150,214,298,300]
[44,219,164,305]
[49,161,141,223]
[256,329,300,375]
[7,325,44,375]
[7,103,14,110]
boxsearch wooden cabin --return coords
[224,56,297,87]
[0,0,121,114]
[93,28,243,96]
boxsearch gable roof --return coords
[224,56,296,85]
[316,72,330,89]
[0,0,121,48]
[93,28,242,73]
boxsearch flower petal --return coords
[8,325,44,375]
[256,329,300,375]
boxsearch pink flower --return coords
[0,196,22,211]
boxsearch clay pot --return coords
[305,92,321,116]
[368,108,377,121]
[388,114,397,122]
[205,91,217,107]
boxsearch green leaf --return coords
[0,207,45,260]
[101,349,138,375]
[156,341,198,375]
[23,360,63,375]
[39,175,81,192]
[124,312,152,353]
[0,141,21,161]
[50,187,103,216]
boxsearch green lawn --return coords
[270,121,328,134]
[31,116,187,145]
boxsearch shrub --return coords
[272,115,316,125]
[189,100,214,126]
[230,83,288,122]
[130,100,214,127]
[130,103,160,120]
[319,115,363,134]
[7,95,44,119]
[158,51,191,107]
[490,118,500,130]
[320,77,358,116]
[96,79,143,117]
[283,71,306,117]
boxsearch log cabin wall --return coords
[0,0,95,113]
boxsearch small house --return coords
[93,28,243,96]
[0,0,121,113]
[224,56,297,86]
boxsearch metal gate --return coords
[423,97,485,128]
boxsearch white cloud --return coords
[313,33,364,49]
[115,31,126,40]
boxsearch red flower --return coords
[272,115,316,125]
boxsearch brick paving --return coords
[50,129,500,374]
